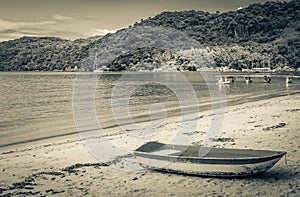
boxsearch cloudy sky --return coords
[0,0,288,42]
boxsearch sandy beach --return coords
[0,93,299,196]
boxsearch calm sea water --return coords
[0,72,299,147]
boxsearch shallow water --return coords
[0,72,299,147]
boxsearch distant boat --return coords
[286,77,292,84]
[223,80,231,85]
[217,77,231,85]
[135,141,286,177]
[264,76,271,83]
[245,76,252,83]
[252,67,271,73]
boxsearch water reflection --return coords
[286,83,290,95]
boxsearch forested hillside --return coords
[131,0,300,71]
[0,0,299,72]
[0,36,100,71]
[138,1,299,45]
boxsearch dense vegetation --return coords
[0,36,100,71]
[133,0,300,71]
[0,0,299,72]
[137,1,300,45]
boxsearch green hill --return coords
[0,36,101,71]
[0,0,299,72]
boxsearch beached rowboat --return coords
[134,142,286,177]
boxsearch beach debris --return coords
[62,163,108,174]
[1,162,110,196]
[45,189,65,195]
[263,123,287,131]
[1,190,41,196]
[209,137,235,142]
[271,115,280,118]
[286,109,300,113]
[1,150,15,155]
[183,130,206,136]
[35,171,65,177]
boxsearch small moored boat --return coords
[135,142,286,177]
[286,77,292,84]
[217,77,231,85]
[264,75,272,83]
[245,76,252,83]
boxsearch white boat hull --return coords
[135,142,286,177]
[136,155,282,177]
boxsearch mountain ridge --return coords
[0,0,299,72]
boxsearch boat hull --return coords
[134,142,286,177]
[136,153,282,177]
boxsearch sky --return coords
[0,0,289,42]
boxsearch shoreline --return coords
[0,93,299,196]
[1,90,300,150]
[0,70,299,75]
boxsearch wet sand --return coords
[0,94,299,196]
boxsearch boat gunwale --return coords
[134,150,286,164]
[134,142,287,165]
